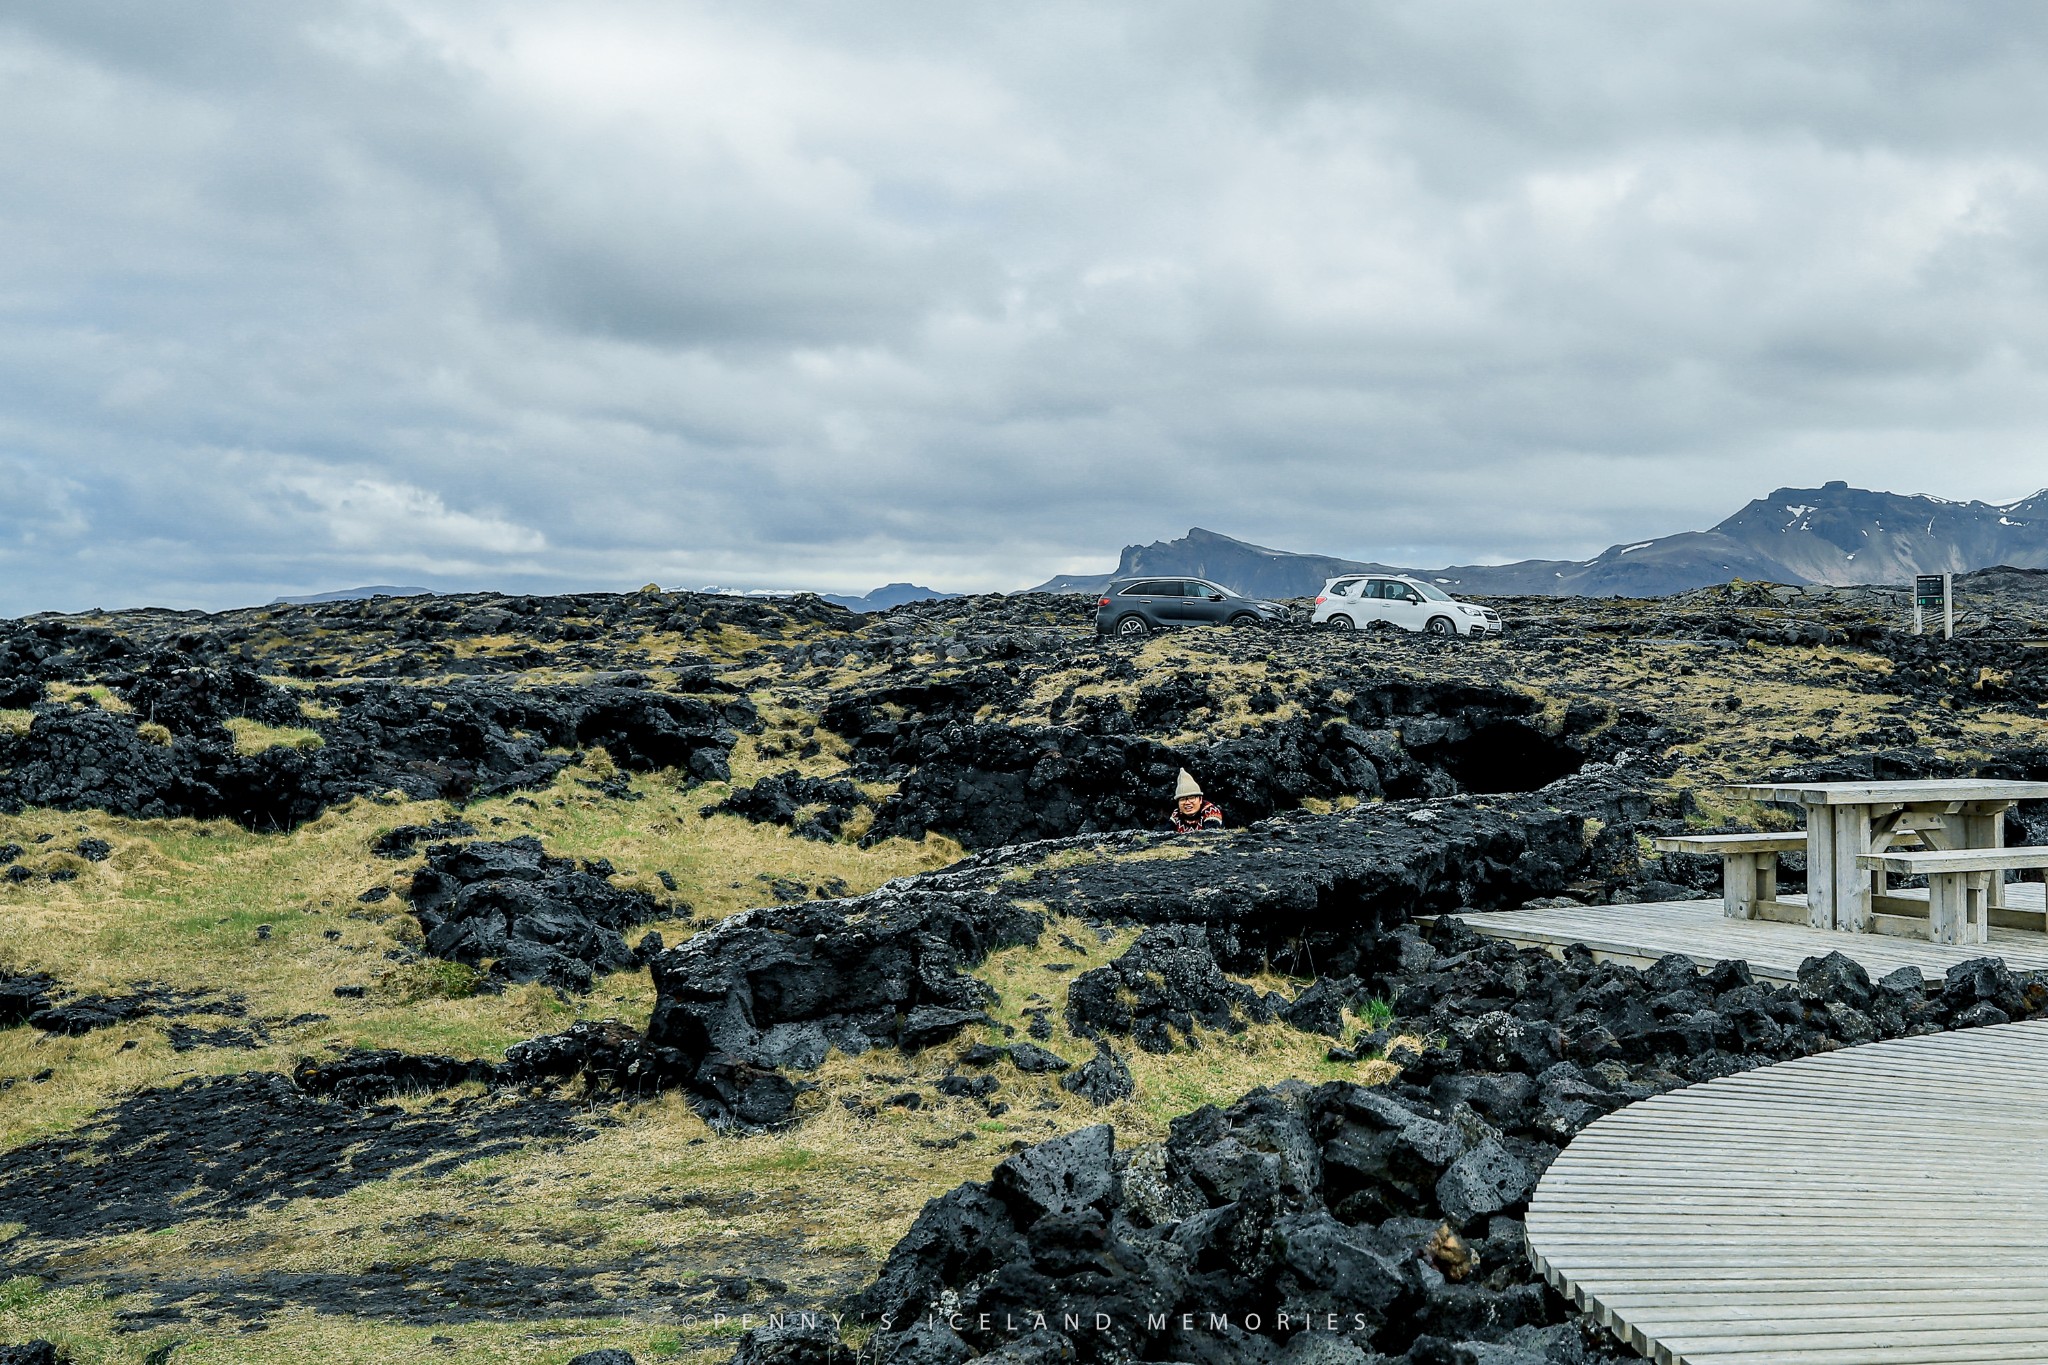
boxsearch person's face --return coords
[1177,795,1202,815]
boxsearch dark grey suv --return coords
[1094,577,1286,638]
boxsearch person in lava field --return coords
[1168,768,1223,833]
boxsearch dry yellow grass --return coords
[42,684,130,713]
[223,717,326,753]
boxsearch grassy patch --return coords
[223,717,326,754]
[44,683,131,712]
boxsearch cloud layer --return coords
[4,2,2048,612]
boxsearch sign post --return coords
[1913,573,1953,640]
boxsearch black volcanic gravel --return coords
[0,1073,588,1244]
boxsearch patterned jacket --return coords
[1170,800,1224,834]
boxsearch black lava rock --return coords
[729,1315,852,1365]
[824,673,1588,849]
[404,836,663,991]
[293,1050,499,1105]
[1281,974,1365,1037]
[372,819,479,859]
[1065,924,1276,1052]
[0,1071,583,1242]
[935,1073,1000,1100]
[0,673,750,830]
[643,868,1041,1128]
[0,1343,65,1365]
[0,973,58,1027]
[707,771,874,842]
[1005,1042,1072,1073]
[1058,1042,1134,1106]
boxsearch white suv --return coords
[1312,575,1501,637]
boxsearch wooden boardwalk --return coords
[1526,1017,2048,1364]
[1442,885,2048,983]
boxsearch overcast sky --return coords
[5,2,2048,613]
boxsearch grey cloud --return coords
[3,0,2048,613]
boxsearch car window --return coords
[1119,580,1170,596]
[1330,578,1363,597]
[1366,579,1396,600]
[1413,581,1453,602]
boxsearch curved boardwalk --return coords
[1525,1017,2048,1364]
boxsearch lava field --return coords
[3,575,2048,1364]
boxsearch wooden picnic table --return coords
[1727,779,2048,936]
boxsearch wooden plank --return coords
[1727,779,2048,806]
[1871,911,1934,940]
[1652,833,1807,855]
[1860,846,2048,875]
[1526,1018,2048,1364]
[1750,897,1807,925]
[1434,891,2048,986]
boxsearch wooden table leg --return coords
[1962,803,2009,911]
[1721,853,1761,919]
[1830,804,1874,933]
[1806,812,1837,930]
[1929,872,1964,944]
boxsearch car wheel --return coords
[1228,612,1262,628]
[1426,615,1457,637]
[1325,614,1354,630]
[1116,615,1150,639]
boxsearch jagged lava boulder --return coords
[1064,924,1280,1051]
[405,837,665,991]
[644,868,1043,1125]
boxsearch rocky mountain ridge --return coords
[1031,482,2048,599]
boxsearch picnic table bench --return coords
[1729,778,2048,936]
[1858,845,2048,945]
[1650,832,1807,922]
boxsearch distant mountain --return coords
[819,583,959,613]
[270,585,433,605]
[1029,529,1419,599]
[1027,483,2048,599]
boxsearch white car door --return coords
[1378,579,1428,631]
[1344,579,1386,628]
